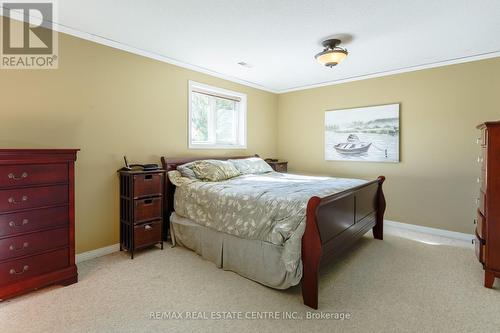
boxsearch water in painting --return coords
[325,104,400,162]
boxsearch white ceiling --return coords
[12,1,500,92]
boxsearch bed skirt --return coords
[170,213,302,289]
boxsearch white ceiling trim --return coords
[2,9,499,95]
[54,23,281,93]
[279,51,500,93]
[0,10,278,94]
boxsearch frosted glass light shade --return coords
[315,49,348,67]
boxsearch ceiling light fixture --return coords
[315,39,348,68]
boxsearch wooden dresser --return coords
[0,149,79,301]
[119,169,165,259]
[475,122,500,288]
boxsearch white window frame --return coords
[188,80,247,149]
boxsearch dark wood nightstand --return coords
[118,169,165,259]
[266,160,288,172]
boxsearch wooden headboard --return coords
[160,154,258,215]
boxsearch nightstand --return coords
[118,169,165,259]
[266,160,288,173]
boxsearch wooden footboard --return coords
[301,176,386,309]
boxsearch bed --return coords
[161,155,386,309]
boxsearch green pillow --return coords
[229,157,273,175]
[192,160,241,182]
[167,170,198,186]
[177,162,197,179]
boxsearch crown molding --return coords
[0,10,278,94]
[55,24,280,94]
[2,10,499,95]
[279,51,500,93]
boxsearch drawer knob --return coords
[8,195,28,204]
[477,178,481,184]
[144,224,152,231]
[8,219,29,227]
[9,265,29,275]
[9,242,29,251]
[7,172,28,180]
[474,219,477,225]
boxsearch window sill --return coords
[189,144,247,150]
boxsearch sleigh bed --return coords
[161,155,386,309]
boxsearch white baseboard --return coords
[384,220,475,245]
[74,220,474,264]
[76,243,120,264]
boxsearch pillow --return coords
[176,162,197,179]
[229,157,273,175]
[167,170,198,187]
[192,160,241,182]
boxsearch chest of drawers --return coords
[0,149,79,301]
[475,123,500,288]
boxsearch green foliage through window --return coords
[189,83,246,148]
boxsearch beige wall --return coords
[2,17,499,252]
[277,57,500,234]
[0,31,278,253]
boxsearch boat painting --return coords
[334,134,372,154]
[325,104,400,162]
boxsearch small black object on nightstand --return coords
[118,169,166,259]
[265,159,288,173]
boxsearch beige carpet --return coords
[1,232,499,333]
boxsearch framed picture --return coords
[325,104,400,162]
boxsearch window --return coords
[189,81,247,149]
